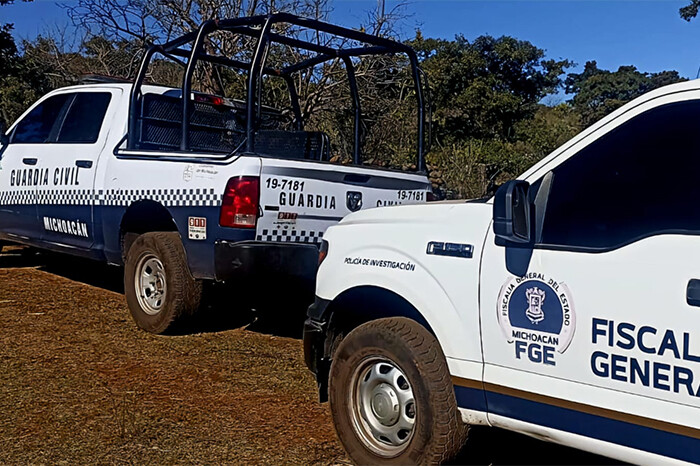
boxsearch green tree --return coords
[681,0,700,20]
[565,61,685,127]
[410,31,573,197]
[0,0,51,125]
[429,104,582,199]
[411,32,572,143]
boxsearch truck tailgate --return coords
[256,159,430,244]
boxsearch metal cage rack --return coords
[127,12,427,171]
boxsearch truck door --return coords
[256,158,430,245]
[34,90,117,250]
[479,97,700,461]
[0,93,74,241]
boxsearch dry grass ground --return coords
[0,245,618,465]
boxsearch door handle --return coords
[22,158,37,166]
[687,279,700,307]
[75,160,93,169]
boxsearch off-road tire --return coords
[124,232,202,334]
[329,317,469,465]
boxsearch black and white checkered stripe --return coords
[96,188,220,207]
[256,229,324,244]
[37,189,93,205]
[0,188,222,207]
[0,189,35,205]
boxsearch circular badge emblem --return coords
[497,272,576,354]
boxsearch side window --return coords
[541,100,700,249]
[11,94,72,144]
[57,93,112,143]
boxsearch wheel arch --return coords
[119,200,179,261]
[325,285,437,339]
[315,284,455,402]
[318,269,472,360]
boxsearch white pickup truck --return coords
[304,79,700,464]
[0,14,430,334]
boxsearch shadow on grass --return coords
[0,247,125,293]
[175,280,309,339]
[0,246,308,339]
[450,426,624,465]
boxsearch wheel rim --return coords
[348,356,416,457]
[134,254,167,316]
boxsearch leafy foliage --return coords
[412,32,572,142]
[0,0,51,125]
[410,31,576,197]
[565,61,685,127]
[0,0,689,200]
[681,0,700,20]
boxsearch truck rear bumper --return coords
[303,297,333,401]
[303,316,326,375]
[303,296,332,371]
[213,240,319,289]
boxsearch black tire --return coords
[124,232,202,334]
[329,317,469,465]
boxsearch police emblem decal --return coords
[346,191,363,212]
[497,273,576,365]
[525,287,546,324]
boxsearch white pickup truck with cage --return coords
[0,14,431,333]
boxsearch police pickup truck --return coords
[0,14,430,334]
[304,79,700,464]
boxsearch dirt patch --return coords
[0,247,346,464]
[0,246,618,465]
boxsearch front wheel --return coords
[329,317,469,465]
[124,232,202,334]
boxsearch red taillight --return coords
[220,177,259,228]
[193,93,227,107]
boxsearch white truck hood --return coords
[338,199,492,226]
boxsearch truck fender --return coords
[118,200,180,262]
[319,265,475,363]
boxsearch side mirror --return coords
[0,120,8,146]
[493,180,531,244]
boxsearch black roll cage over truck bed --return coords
[126,12,428,170]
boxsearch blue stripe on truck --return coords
[452,377,700,463]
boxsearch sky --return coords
[3,0,700,86]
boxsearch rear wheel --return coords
[329,317,469,465]
[124,232,202,334]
